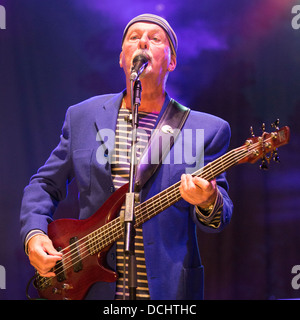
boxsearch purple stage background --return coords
[0,0,300,300]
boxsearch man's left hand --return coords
[179,174,217,209]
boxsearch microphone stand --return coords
[123,78,142,300]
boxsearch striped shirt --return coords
[112,108,158,300]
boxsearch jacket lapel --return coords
[94,91,125,156]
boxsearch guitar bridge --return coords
[34,272,51,290]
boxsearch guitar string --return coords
[65,130,282,279]
[42,150,239,285]
[49,128,282,273]
[37,141,258,288]
[37,149,229,287]
[37,138,270,288]
[37,143,252,288]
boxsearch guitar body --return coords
[36,183,129,300]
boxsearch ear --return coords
[168,54,177,72]
[119,51,123,68]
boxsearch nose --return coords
[138,33,149,50]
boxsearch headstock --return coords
[237,120,290,167]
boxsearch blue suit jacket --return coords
[20,91,233,300]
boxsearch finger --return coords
[180,174,187,190]
[31,253,61,270]
[32,243,62,260]
[43,241,62,257]
[193,177,213,191]
[28,234,62,258]
[36,264,57,278]
[38,271,56,278]
[29,246,62,274]
[35,264,56,277]
[181,174,195,191]
[185,174,195,190]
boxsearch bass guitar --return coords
[28,123,290,300]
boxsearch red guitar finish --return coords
[35,183,129,300]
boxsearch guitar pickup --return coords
[69,237,83,273]
[55,247,66,282]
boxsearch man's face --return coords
[120,22,176,84]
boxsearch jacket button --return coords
[110,186,115,193]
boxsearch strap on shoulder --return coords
[134,99,190,192]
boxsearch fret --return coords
[156,194,164,212]
[88,218,123,255]
[165,187,172,206]
[220,153,226,173]
[202,161,217,181]
[158,190,167,211]
[147,196,158,217]
[208,162,215,181]
[136,201,150,225]
[87,232,98,255]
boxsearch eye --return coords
[151,35,161,43]
[129,33,140,41]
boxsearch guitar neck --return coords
[135,147,246,226]
[87,146,247,255]
[88,146,248,255]
[129,125,292,227]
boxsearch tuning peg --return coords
[261,123,266,133]
[260,157,269,170]
[271,119,280,131]
[250,126,255,137]
[273,148,280,163]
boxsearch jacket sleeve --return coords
[191,120,234,233]
[20,108,74,245]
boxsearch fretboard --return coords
[87,146,247,255]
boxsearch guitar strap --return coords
[134,98,190,192]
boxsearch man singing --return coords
[20,13,233,300]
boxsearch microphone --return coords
[130,54,149,81]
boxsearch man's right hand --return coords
[27,234,62,277]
